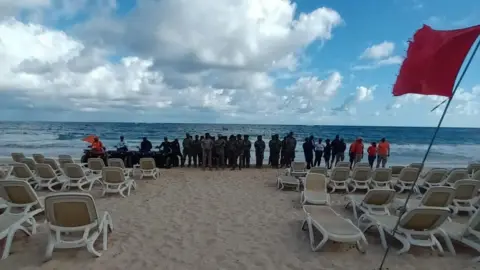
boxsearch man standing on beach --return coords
[284,132,296,168]
[227,135,236,169]
[376,137,390,168]
[214,134,226,169]
[192,135,201,167]
[182,134,192,167]
[201,133,213,170]
[242,135,252,168]
[335,138,346,165]
[331,135,340,165]
[254,135,265,168]
[269,135,281,168]
[235,134,244,169]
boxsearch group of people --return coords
[89,132,391,170]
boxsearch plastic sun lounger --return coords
[369,168,392,189]
[62,163,102,191]
[301,205,368,252]
[139,158,160,180]
[101,167,137,197]
[393,186,455,213]
[345,189,396,221]
[276,175,300,191]
[358,207,451,255]
[300,173,330,205]
[44,193,114,260]
[348,167,372,192]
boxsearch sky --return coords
[0,0,479,127]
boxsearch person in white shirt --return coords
[116,136,128,152]
[313,138,324,166]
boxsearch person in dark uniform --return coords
[242,135,252,168]
[228,135,237,170]
[331,135,340,166]
[280,136,287,167]
[269,134,281,168]
[182,133,192,167]
[235,134,244,169]
[303,137,314,169]
[192,135,201,167]
[214,134,226,169]
[284,132,296,168]
[323,139,332,169]
[171,138,182,167]
[254,135,266,168]
[140,137,152,152]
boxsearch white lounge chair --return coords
[439,208,480,261]
[390,165,405,178]
[62,163,101,191]
[393,167,420,193]
[346,189,396,221]
[308,166,328,176]
[467,163,480,177]
[301,205,368,252]
[139,158,160,180]
[348,167,371,192]
[354,162,370,169]
[276,175,300,191]
[88,158,105,174]
[34,163,67,192]
[108,158,131,176]
[335,161,350,168]
[32,153,45,164]
[58,154,88,169]
[418,168,448,191]
[11,152,25,163]
[8,163,36,186]
[101,167,136,197]
[0,180,44,259]
[328,167,350,193]
[444,169,469,187]
[20,158,37,175]
[450,180,480,216]
[43,158,63,175]
[44,193,114,260]
[369,168,392,189]
[300,173,330,205]
[359,207,451,255]
[394,186,455,213]
[287,162,307,178]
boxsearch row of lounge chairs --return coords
[276,162,480,261]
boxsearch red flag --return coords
[393,24,480,97]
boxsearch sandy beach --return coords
[1,165,479,270]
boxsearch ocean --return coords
[0,121,478,167]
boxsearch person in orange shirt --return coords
[90,136,105,156]
[367,142,377,168]
[348,140,357,169]
[353,137,364,165]
[376,137,390,168]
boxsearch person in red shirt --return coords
[90,137,105,156]
[353,137,364,165]
[367,142,377,168]
[348,140,357,169]
[376,137,390,168]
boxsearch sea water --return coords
[0,121,478,167]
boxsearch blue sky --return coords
[0,0,479,127]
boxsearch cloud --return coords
[332,85,375,113]
[353,41,402,70]
[0,0,346,123]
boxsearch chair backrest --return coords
[32,153,45,164]
[58,156,74,169]
[88,158,105,171]
[63,163,86,179]
[140,158,156,170]
[330,167,350,181]
[371,168,392,183]
[424,168,448,184]
[467,163,480,175]
[473,170,480,181]
[102,167,126,184]
[351,167,371,181]
[363,189,396,205]
[291,162,305,172]
[11,152,25,162]
[398,167,419,183]
[0,180,41,206]
[445,169,469,185]
[419,186,455,207]
[466,208,480,234]
[336,162,350,168]
[399,207,450,231]
[453,180,480,200]
[309,167,328,176]
[408,163,423,170]
[390,165,405,175]
[44,193,98,228]
[108,158,126,169]
[44,158,61,171]
[35,163,57,179]
[354,162,370,168]
[304,173,327,192]
[20,158,37,172]
[12,163,34,179]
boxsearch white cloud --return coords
[0,1,345,123]
[353,41,402,70]
[360,41,395,60]
[332,85,375,113]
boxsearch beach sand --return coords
[2,168,479,270]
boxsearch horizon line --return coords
[0,120,478,129]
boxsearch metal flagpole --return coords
[378,38,480,270]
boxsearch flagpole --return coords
[378,38,480,270]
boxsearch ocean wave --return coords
[0,143,71,149]
[57,133,81,140]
